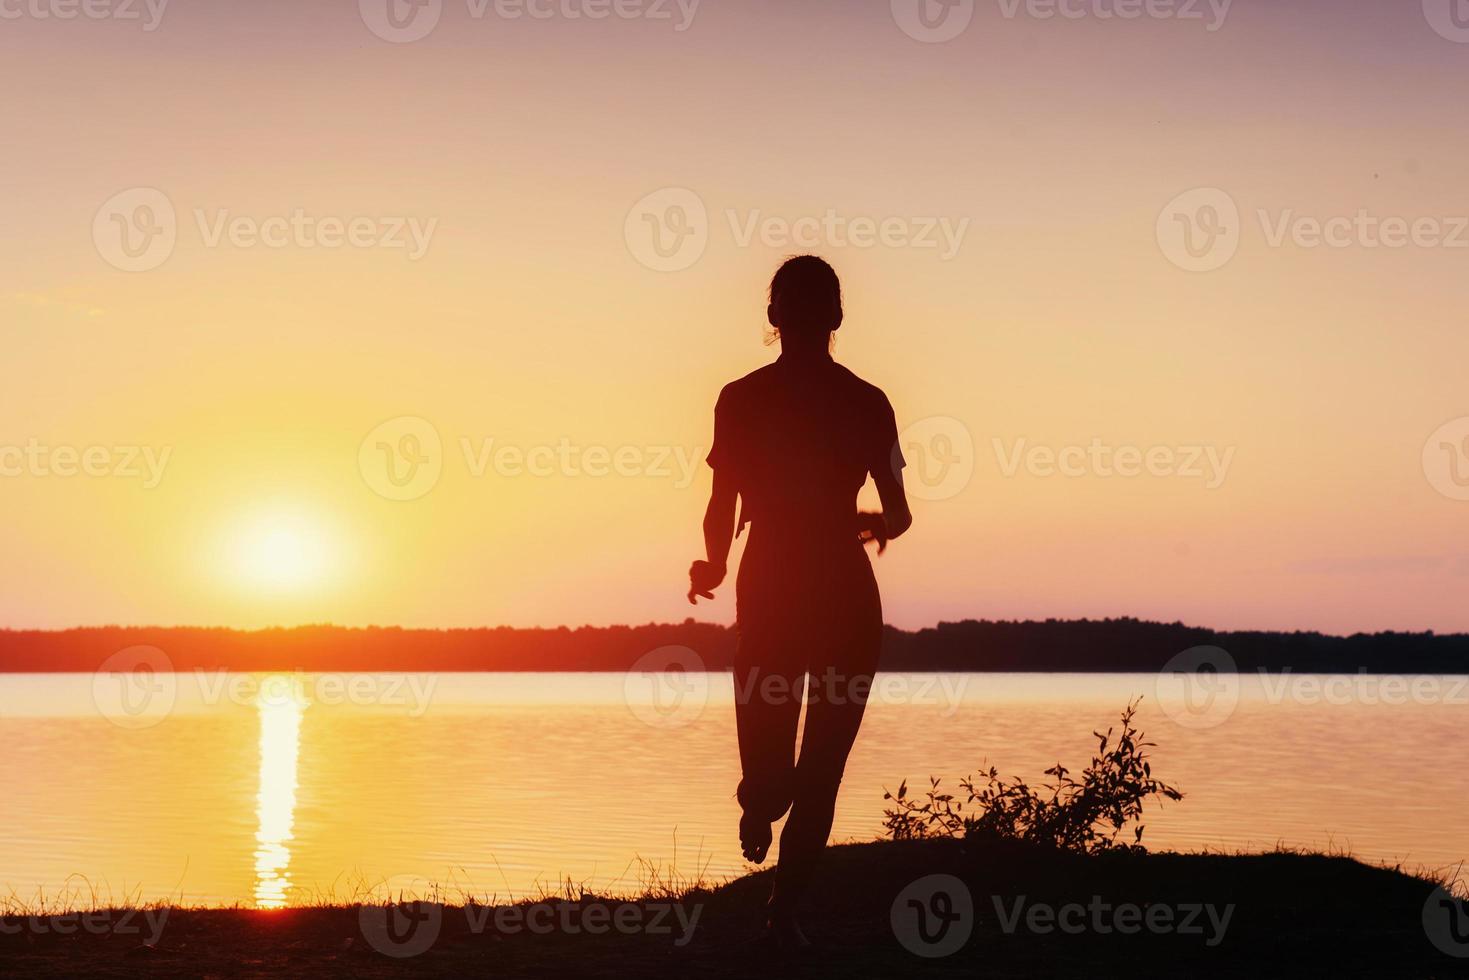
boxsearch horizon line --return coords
[0,617,1464,641]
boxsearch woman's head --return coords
[768,255,843,347]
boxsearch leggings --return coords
[733,541,883,914]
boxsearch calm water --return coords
[1,671,1464,908]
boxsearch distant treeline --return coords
[1,618,1467,673]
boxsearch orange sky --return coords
[2,0,1468,633]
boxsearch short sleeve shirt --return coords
[707,358,902,540]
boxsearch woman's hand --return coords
[856,511,890,554]
[687,560,726,604]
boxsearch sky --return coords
[2,0,1468,633]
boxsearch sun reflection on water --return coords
[253,675,306,909]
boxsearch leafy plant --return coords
[883,698,1182,854]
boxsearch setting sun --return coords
[230,515,330,593]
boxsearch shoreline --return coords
[3,838,1462,977]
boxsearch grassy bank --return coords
[3,837,1463,978]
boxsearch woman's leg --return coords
[733,631,803,861]
[767,660,875,917]
[770,555,883,919]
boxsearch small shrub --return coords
[883,698,1182,854]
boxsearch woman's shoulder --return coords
[831,363,892,408]
[717,363,781,403]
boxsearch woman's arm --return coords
[689,467,737,603]
[858,454,913,554]
[873,463,913,540]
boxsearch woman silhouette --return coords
[688,256,912,947]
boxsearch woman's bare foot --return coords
[739,812,772,863]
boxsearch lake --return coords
[1,671,1464,909]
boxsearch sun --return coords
[231,514,331,592]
